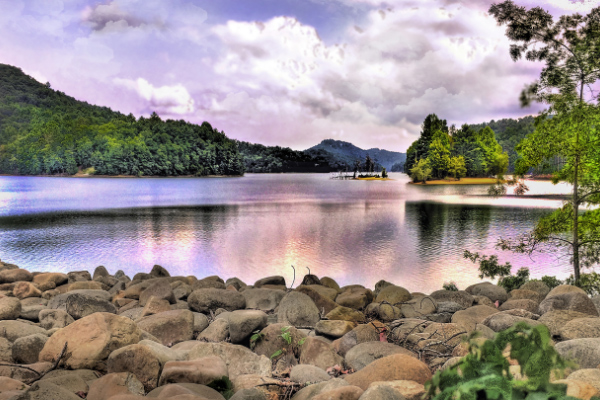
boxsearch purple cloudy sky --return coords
[0,0,597,152]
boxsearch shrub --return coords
[425,322,581,400]
[565,272,600,296]
[443,281,458,291]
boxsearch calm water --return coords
[0,173,574,293]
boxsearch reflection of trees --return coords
[405,202,492,261]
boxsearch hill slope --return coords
[0,64,245,176]
[307,139,407,171]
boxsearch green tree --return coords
[427,130,452,179]
[448,156,467,180]
[410,158,432,184]
[490,1,600,283]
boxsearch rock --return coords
[337,286,374,309]
[472,295,495,307]
[141,296,172,317]
[359,385,404,400]
[0,296,21,320]
[548,285,587,297]
[345,342,417,371]
[290,364,331,384]
[39,369,100,396]
[139,279,176,306]
[227,310,268,344]
[136,309,195,346]
[120,307,144,321]
[0,337,12,362]
[188,289,246,313]
[277,291,320,328]
[566,369,600,392]
[0,268,33,283]
[292,378,350,400]
[365,302,402,322]
[554,379,600,400]
[19,298,47,321]
[92,265,109,280]
[0,361,51,382]
[334,322,386,357]
[107,343,162,392]
[193,312,209,336]
[320,277,341,291]
[344,354,432,390]
[13,282,41,299]
[242,289,285,311]
[482,312,542,332]
[555,338,600,369]
[539,292,599,316]
[67,271,92,283]
[230,374,281,395]
[390,319,433,343]
[296,285,338,315]
[39,312,142,371]
[498,299,539,313]
[254,276,286,288]
[191,277,227,291]
[559,317,600,340]
[225,277,247,291]
[252,323,306,360]
[65,292,116,319]
[501,308,539,319]
[451,305,499,332]
[0,376,28,392]
[373,280,394,297]
[509,288,546,304]
[12,334,47,364]
[86,372,145,400]
[325,306,365,323]
[148,264,170,278]
[173,283,192,300]
[197,318,230,342]
[32,273,67,291]
[12,381,81,400]
[420,322,466,349]
[47,289,111,310]
[312,386,364,400]
[465,282,508,304]
[400,296,437,318]
[146,383,226,399]
[230,388,268,400]
[158,356,228,386]
[299,337,344,370]
[436,301,465,314]
[429,290,474,309]
[68,281,104,291]
[315,320,356,338]
[368,381,426,400]
[520,281,551,298]
[0,320,47,341]
[188,342,271,380]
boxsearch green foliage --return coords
[270,349,283,359]
[410,159,432,183]
[443,281,458,291]
[464,251,530,292]
[0,64,245,177]
[381,167,388,178]
[207,376,235,400]
[281,326,292,345]
[249,330,264,350]
[499,268,530,293]
[448,156,467,181]
[565,272,600,296]
[528,276,563,291]
[270,326,305,360]
[425,322,578,400]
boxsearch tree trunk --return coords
[573,82,585,284]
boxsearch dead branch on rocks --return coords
[25,341,69,385]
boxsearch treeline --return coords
[404,114,508,182]
[0,64,245,176]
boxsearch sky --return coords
[0,0,598,152]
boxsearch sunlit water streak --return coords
[0,173,576,293]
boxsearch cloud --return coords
[82,2,144,31]
[115,78,195,115]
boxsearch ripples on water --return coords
[0,174,574,293]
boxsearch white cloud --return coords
[115,77,195,115]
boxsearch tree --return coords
[364,154,374,175]
[448,156,467,181]
[410,159,432,184]
[353,159,361,178]
[490,1,600,283]
[428,130,452,179]
[381,167,388,179]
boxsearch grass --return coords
[410,177,504,185]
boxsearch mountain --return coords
[0,64,245,176]
[307,139,407,171]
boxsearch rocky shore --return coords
[0,260,600,400]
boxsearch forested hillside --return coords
[307,139,406,171]
[0,64,245,176]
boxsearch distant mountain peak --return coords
[307,139,406,170]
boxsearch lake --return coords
[0,173,574,293]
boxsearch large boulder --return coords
[559,318,600,340]
[32,273,68,291]
[315,320,356,338]
[374,285,410,306]
[47,290,111,310]
[554,379,600,400]
[158,356,228,386]
[11,381,81,400]
[498,299,540,314]
[292,378,350,400]
[299,337,344,371]
[367,381,427,400]
[139,279,176,306]
[228,310,268,344]
[344,342,417,371]
[0,296,21,320]
[296,285,339,315]
[344,354,432,390]
[365,302,402,322]
[451,305,499,332]
[65,292,116,319]
[277,291,320,328]
[565,369,600,393]
[520,281,551,298]
[538,292,599,317]
[146,382,225,399]
[312,386,364,400]
[400,296,437,318]
[333,322,386,357]
[547,285,587,297]
[465,282,508,304]
[242,288,285,311]
[430,290,474,309]
[13,282,42,299]
[0,268,33,283]
[107,343,162,392]
[336,286,374,310]
[188,342,271,380]
[0,320,47,341]
[12,334,47,364]
[290,364,331,384]
[537,310,591,337]
[359,385,405,400]
[252,323,306,360]
[509,288,546,304]
[254,275,286,288]
[86,372,145,400]
[326,306,366,323]
[188,289,246,313]
[135,309,195,346]
[39,312,143,371]
[482,312,542,332]
[555,338,600,369]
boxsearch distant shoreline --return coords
[409,177,504,185]
[0,174,244,179]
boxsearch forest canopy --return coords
[0,64,245,176]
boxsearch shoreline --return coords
[410,177,504,185]
[0,173,244,179]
